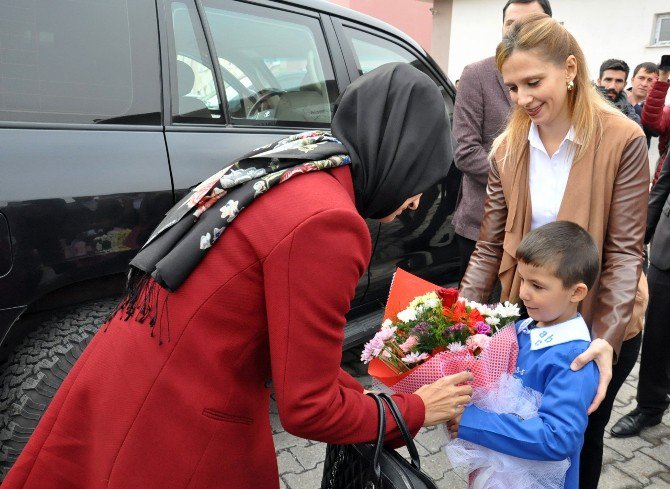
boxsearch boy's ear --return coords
[570,282,588,303]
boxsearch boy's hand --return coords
[570,338,613,414]
[446,414,462,439]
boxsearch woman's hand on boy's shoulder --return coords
[570,338,613,414]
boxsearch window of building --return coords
[200,0,337,127]
[0,0,161,124]
[653,13,670,46]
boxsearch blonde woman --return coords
[459,14,648,488]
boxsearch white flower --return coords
[409,292,438,309]
[485,316,501,326]
[401,352,429,364]
[494,301,521,318]
[381,318,394,329]
[446,342,467,352]
[220,200,240,222]
[397,308,417,323]
[467,300,494,316]
[199,233,212,250]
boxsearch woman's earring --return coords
[567,80,575,92]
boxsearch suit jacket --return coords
[452,56,513,241]
[460,113,649,356]
[647,152,670,270]
[3,167,425,489]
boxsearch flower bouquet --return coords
[362,268,570,489]
[362,268,520,394]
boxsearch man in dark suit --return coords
[611,152,670,437]
[451,0,552,280]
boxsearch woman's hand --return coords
[570,338,613,414]
[415,371,473,427]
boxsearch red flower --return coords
[437,287,459,308]
[466,309,485,330]
[444,300,466,323]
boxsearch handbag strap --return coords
[366,392,386,482]
[378,393,422,470]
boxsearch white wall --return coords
[448,0,670,85]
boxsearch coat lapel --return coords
[556,143,594,229]
[497,144,531,302]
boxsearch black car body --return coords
[0,0,460,476]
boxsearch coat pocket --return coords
[202,407,253,425]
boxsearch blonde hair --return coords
[490,13,620,167]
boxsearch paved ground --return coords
[272,346,670,488]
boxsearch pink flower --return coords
[466,334,492,355]
[376,326,397,342]
[187,172,224,209]
[399,335,419,352]
[475,321,491,335]
[401,352,429,365]
[360,336,385,363]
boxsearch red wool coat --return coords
[3,166,425,489]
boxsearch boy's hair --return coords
[599,58,630,80]
[516,221,600,289]
[632,62,659,78]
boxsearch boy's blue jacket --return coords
[458,316,599,489]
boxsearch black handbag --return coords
[321,392,438,489]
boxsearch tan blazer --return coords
[461,112,649,356]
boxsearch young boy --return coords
[455,221,600,489]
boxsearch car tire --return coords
[0,299,118,480]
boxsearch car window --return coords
[0,0,160,125]
[342,26,454,121]
[200,0,338,127]
[170,1,221,122]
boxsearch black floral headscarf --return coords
[332,62,452,220]
[118,63,452,323]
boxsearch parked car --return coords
[0,0,460,478]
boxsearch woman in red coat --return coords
[3,63,472,488]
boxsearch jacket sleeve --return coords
[263,208,425,448]
[459,159,507,302]
[647,153,670,243]
[623,101,642,126]
[590,136,649,356]
[641,81,670,136]
[458,348,598,461]
[452,64,492,187]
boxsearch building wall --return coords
[327,0,434,50]
[448,0,670,84]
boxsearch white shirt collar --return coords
[527,123,578,156]
[518,315,592,350]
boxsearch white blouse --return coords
[528,123,578,230]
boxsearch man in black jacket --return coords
[596,59,641,125]
[611,152,670,437]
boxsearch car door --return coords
[332,19,462,305]
[160,0,373,305]
[0,0,171,319]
